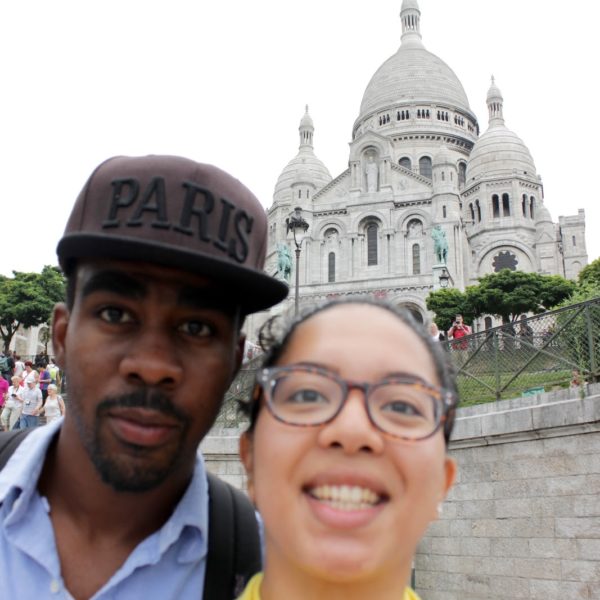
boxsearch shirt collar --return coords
[0,419,62,506]
[0,420,62,524]
[0,419,209,564]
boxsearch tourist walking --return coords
[17,378,43,429]
[40,384,65,423]
[1,376,23,431]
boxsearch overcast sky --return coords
[1,0,598,277]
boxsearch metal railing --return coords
[214,297,600,424]
[446,297,600,405]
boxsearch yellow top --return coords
[236,573,422,600]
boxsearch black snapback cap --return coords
[57,155,288,314]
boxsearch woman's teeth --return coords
[309,485,381,510]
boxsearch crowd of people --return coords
[0,352,65,431]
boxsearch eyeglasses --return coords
[255,364,455,441]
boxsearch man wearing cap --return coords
[0,156,287,599]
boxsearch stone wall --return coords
[200,387,600,598]
[417,385,600,599]
[200,427,248,490]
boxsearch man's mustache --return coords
[96,389,189,425]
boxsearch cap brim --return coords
[57,234,288,314]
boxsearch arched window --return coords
[469,203,475,222]
[367,223,378,266]
[399,157,411,170]
[328,252,336,282]
[484,316,493,330]
[419,156,432,179]
[412,244,421,275]
[530,196,535,219]
[502,193,510,217]
[407,218,423,236]
[492,194,500,218]
[475,200,481,222]
[522,194,528,217]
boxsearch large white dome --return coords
[359,45,472,119]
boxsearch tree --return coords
[0,266,66,351]
[425,287,475,332]
[578,257,600,289]
[466,269,575,324]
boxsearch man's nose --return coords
[119,328,183,387]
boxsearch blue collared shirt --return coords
[0,419,209,599]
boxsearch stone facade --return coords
[418,386,600,599]
[245,0,587,336]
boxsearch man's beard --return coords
[71,388,190,493]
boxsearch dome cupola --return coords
[354,0,477,143]
[274,106,332,201]
[466,78,536,184]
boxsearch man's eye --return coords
[178,321,213,337]
[98,307,133,324]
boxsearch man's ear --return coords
[239,431,255,504]
[52,303,70,369]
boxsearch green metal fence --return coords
[447,297,600,405]
[214,297,600,424]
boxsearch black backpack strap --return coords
[203,472,261,600]
[0,430,31,470]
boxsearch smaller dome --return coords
[275,107,332,197]
[534,201,553,225]
[466,80,536,183]
[274,152,331,196]
[466,127,536,182]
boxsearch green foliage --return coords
[0,266,66,351]
[577,257,600,288]
[466,270,575,323]
[425,288,474,331]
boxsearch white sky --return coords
[1,0,599,277]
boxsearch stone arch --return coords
[477,242,537,276]
[398,209,430,234]
[316,218,347,239]
[389,292,427,324]
[353,211,387,233]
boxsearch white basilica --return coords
[249,0,587,333]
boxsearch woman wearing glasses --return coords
[237,298,458,600]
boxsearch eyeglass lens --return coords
[266,369,443,439]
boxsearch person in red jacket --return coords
[447,314,471,351]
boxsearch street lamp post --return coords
[286,206,309,315]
